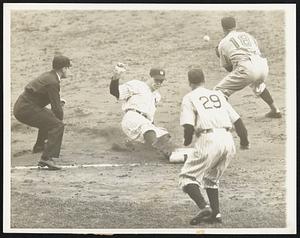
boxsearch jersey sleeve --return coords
[252,35,262,55]
[219,46,232,69]
[218,42,225,67]
[118,82,135,101]
[180,95,196,126]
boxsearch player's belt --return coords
[198,129,213,134]
[125,108,149,120]
[196,128,230,137]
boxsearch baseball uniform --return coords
[179,87,239,189]
[215,30,269,97]
[118,80,169,143]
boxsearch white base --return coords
[169,148,196,163]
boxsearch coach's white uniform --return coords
[119,80,168,143]
[179,87,239,189]
[215,30,269,97]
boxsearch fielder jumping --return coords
[215,16,282,118]
[109,63,175,160]
[179,67,249,225]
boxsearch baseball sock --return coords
[184,184,207,209]
[259,88,278,110]
[206,188,220,216]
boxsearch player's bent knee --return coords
[179,175,198,191]
[56,121,65,129]
[182,182,200,193]
[143,130,157,145]
[51,121,65,134]
[157,133,171,143]
[203,177,219,189]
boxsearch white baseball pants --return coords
[179,128,236,190]
[215,55,269,97]
[121,110,169,143]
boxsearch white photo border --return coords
[3,3,296,235]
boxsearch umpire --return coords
[13,55,71,170]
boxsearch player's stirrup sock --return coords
[259,88,274,106]
[184,184,207,209]
[206,188,220,215]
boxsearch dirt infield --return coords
[9,8,287,231]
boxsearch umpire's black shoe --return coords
[203,213,222,224]
[38,158,61,170]
[190,207,212,225]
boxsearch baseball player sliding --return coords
[109,63,175,160]
[179,67,249,225]
[215,16,282,118]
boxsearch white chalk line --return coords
[12,163,142,170]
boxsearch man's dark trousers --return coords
[14,95,65,159]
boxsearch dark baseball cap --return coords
[52,55,72,70]
[221,17,236,30]
[149,67,166,81]
[188,68,205,84]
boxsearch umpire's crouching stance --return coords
[13,55,71,170]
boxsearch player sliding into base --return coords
[179,67,249,225]
[214,16,282,118]
[109,63,177,162]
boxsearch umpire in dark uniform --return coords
[13,55,71,170]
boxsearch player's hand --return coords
[113,62,127,80]
[60,98,66,107]
[224,64,233,72]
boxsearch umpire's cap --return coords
[188,68,205,84]
[150,67,166,81]
[221,16,236,30]
[52,55,72,70]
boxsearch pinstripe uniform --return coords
[179,87,239,189]
[214,31,269,97]
[119,80,168,143]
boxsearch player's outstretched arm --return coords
[109,63,127,99]
[233,118,250,150]
[109,78,120,99]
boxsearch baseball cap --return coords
[221,17,236,30]
[188,68,205,84]
[52,55,72,70]
[149,67,166,81]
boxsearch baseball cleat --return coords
[38,158,61,170]
[190,206,212,225]
[265,111,282,118]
